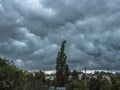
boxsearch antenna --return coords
[84,67,87,90]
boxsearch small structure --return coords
[102,74,112,84]
[45,74,56,80]
[78,74,83,80]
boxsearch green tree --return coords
[35,71,45,83]
[89,78,101,90]
[0,58,27,90]
[89,76,111,90]
[66,80,88,90]
[71,70,79,80]
[111,76,120,90]
[56,40,70,87]
[64,64,70,84]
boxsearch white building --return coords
[45,74,56,80]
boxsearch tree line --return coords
[0,57,48,90]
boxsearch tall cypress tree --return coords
[56,40,70,87]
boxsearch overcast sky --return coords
[0,0,120,70]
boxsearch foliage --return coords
[66,80,89,90]
[34,71,45,83]
[56,40,70,86]
[89,75,111,90]
[71,70,79,80]
[0,58,27,90]
[111,76,120,90]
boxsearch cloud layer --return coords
[0,0,120,70]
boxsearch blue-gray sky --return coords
[0,0,120,70]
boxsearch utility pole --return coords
[84,67,87,90]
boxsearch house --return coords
[78,74,83,80]
[102,74,112,84]
[45,74,56,80]
[91,74,98,79]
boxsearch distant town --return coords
[22,69,120,90]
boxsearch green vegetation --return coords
[89,77,111,90]
[71,70,79,80]
[65,71,120,90]
[66,80,88,90]
[111,74,120,90]
[0,58,48,90]
[34,71,45,83]
[0,58,27,90]
[1,58,120,90]
[56,40,70,87]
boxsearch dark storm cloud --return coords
[0,0,120,70]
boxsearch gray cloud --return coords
[0,0,120,70]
